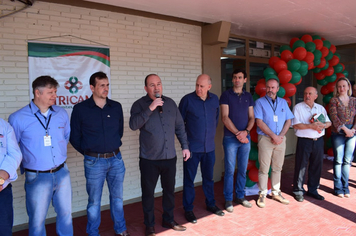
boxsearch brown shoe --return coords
[272,192,289,205]
[257,193,266,208]
[116,230,130,236]
[145,226,156,236]
[162,220,186,231]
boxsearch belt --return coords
[24,162,65,173]
[300,137,320,141]
[85,148,120,158]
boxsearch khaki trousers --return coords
[257,135,286,195]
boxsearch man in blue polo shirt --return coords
[254,78,294,208]
[9,76,73,236]
[179,74,223,224]
[70,72,129,236]
[220,69,255,213]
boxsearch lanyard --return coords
[29,104,52,134]
[265,96,277,114]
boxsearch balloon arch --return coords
[246,34,347,189]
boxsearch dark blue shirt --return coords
[70,96,123,155]
[220,89,255,137]
[179,91,219,153]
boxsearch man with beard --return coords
[254,78,294,208]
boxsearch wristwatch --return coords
[0,177,5,186]
[245,129,250,134]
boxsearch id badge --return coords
[44,135,51,146]
[273,115,278,122]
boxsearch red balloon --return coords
[326,81,337,92]
[250,124,258,143]
[278,70,292,84]
[314,72,326,80]
[293,47,307,60]
[326,126,331,138]
[247,160,256,171]
[248,166,259,182]
[321,37,326,41]
[328,55,340,67]
[320,85,330,95]
[255,83,266,97]
[301,34,313,43]
[313,39,323,50]
[269,56,280,68]
[280,50,293,62]
[336,72,345,80]
[294,78,302,85]
[304,52,315,63]
[330,44,336,54]
[317,58,326,68]
[283,97,292,107]
[340,63,345,71]
[325,103,330,114]
[290,37,300,48]
[320,46,329,58]
[322,66,334,77]
[282,83,297,97]
[267,178,272,190]
[273,60,288,74]
[257,78,266,85]
[327,148,333,157]
[307,61,314,70]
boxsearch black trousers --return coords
[139,157,177,227]
[293,137,324,195]
[0,184,13,236]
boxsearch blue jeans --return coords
[183,151,216,211]
[0,184,13,236]
[25,163,73,236]
[84,152,126,236]
[223,135,251,200]
[331,134,356,195]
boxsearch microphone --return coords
[155,93,163,113]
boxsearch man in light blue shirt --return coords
[254,78,294,208]
[9,76,73,236]
[0,118,22,236]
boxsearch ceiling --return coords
[84,0,356,46]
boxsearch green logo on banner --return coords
[65,77,83,94]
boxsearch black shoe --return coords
[185,211,197,223]
[206,205,225,216]
[294,195,304,202]
[145,226,156,236]
[306,192,324,200]
[162,220,186,231]
[234,197,252,208]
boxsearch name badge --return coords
[44,135,51,146]
[273,115,278,122]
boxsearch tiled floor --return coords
[13,156,356,236]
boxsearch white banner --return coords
[28,41,110,115]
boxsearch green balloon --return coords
[323,92,333,104]
[250,141,258,149]
[322,61,329,70]
[277,86,286,98]
[265,74,279,81]
[280,45,292,53]
[245,175,256,187]
[334,53,341,59]
[249,145,258,161]
[317,79,328,86]
[290,71,301,84]
[312,35,322,40]
[313,67,322,73]
[325,51,334,61]
[326,137,332,148]
[334,64,343,73]
[325,74,337,83]
[255,160,260,169]
[305,42,316,52]
[263,67,277,78]
[299,68,308,77]
[292,40,306,51]
[313,49,322,60]
[314,59,321,67]
[323,40,331,49]
[252,92,260,101]
[343,70,349,77]
[287,59,301,71]
[299,61,308,71]
[268,167,272,177]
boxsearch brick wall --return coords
[0,0,202,226]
